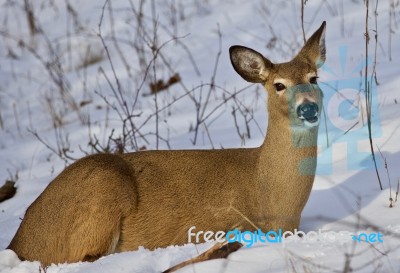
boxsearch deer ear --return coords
[229,46,273,83]
[298,21,326,68]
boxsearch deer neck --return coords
[258,109,319,175]
[255,109,319,226]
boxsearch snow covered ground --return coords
[0,0,400,272]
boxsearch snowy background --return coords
[0,0,400,272]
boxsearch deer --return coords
[6,21,326,266]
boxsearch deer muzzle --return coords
[297,102,319,126]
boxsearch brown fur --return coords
[7,22,326,266]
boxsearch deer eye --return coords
[273,83,286,92]
[310,76,318,84]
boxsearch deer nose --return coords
[297,102,319,123]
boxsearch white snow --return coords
[1,0,400,272]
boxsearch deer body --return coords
[7,22,326,265]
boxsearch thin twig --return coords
[301,0,307,44]
[376,146,393,207]
[364,0,383,190]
